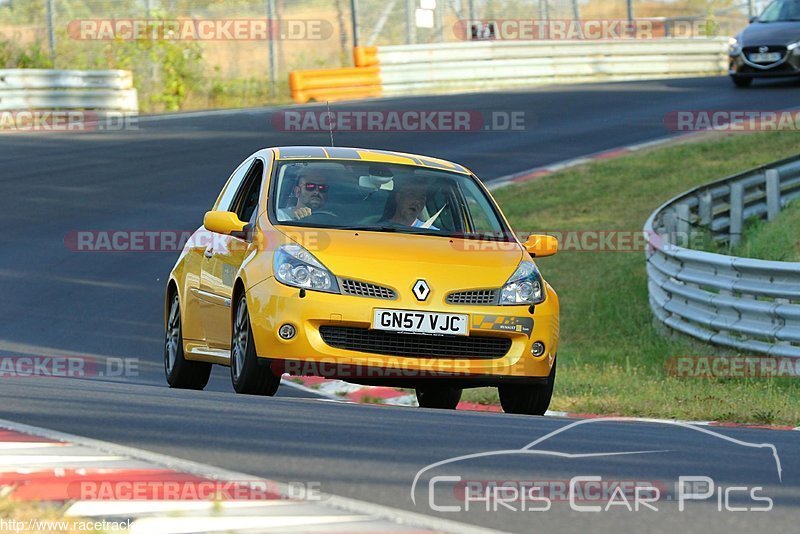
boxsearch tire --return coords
[731,76,752,88]
[415,386,462,409]
[498,359,556,416]
[164,293,212,390]
[230,294,281,396]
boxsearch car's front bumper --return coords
[729,49,800,78]
[247,277,559,386]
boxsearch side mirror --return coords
[523,234,558,257]
[749,16,758,23]
[204,211,248,235]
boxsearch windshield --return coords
[758,0,800,22]
[270,159,510,239]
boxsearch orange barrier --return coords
[353,46,378,67]
[288,46,381,104]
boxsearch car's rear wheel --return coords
[230,294,280,396]
[164,293,212,390]
[498,359,556,415]
[415,387,462,409]
[731,76,753,88]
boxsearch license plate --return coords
[372,309,469,336]
[749,52,781,63]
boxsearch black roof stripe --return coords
[325,147,362,159]
[278,146,328,158]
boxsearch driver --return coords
[278,168,329,221]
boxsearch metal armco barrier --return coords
[377,38,728,95]
[289,39,727,103]
[0,69,138,112]
[645,155,800,358]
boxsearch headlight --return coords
[789,41,800,55]
[273,243,339,293]
[499,260,545,305]
[729,37,742,56]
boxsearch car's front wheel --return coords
[731,75,753,88]
[415,386,462,409]
[230,294,281,396]
[498,359,556,415]
[164,293,212,390]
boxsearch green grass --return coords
[461,131,800,425]
[0,496,114,533]
[728,201,800,261]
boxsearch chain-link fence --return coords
[0,0,768,111]
[354,1,763,46]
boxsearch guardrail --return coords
[645,155,800,358]
[289,47,381,104]
[0,69,138,112]
[378,38,728,95]
[288,39,728,103]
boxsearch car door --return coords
[190,158,252,345]
[200,158,265,349]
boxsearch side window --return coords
[214,158,253,211]
[229,160,265,224]
[428,186,458,231]
[460,180,504,234]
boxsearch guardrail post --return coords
[729,182,744,247]
[676,203,690,247]
[766,168,781,221]
[698,191,712,226]
[663,208,676,244]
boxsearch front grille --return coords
[744,45,787,63]
[340,279,396,300]
[446,289,499,305]
[319,325,511,359]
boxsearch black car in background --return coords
[729,0,800,86]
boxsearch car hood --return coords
[280,228,525,296]
[739,21,800,46]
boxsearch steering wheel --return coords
[311,210,339,218]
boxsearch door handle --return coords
[204,248,214,259]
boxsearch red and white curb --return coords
[0,418,493,534]
[285,377,800,432]
[486,107,800,191]
[486,131,707,191]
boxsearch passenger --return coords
[382,177,437,228]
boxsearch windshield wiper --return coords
[333,225,399,232]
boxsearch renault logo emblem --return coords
[412,279,430,301]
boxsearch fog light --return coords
[278,324,296,340]
[531,341,546,357]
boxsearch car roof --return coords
[266,146,471,175]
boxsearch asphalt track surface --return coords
[1,76,799,532]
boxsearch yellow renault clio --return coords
[165,146,559,415]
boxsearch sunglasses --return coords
[302,182,329,192]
